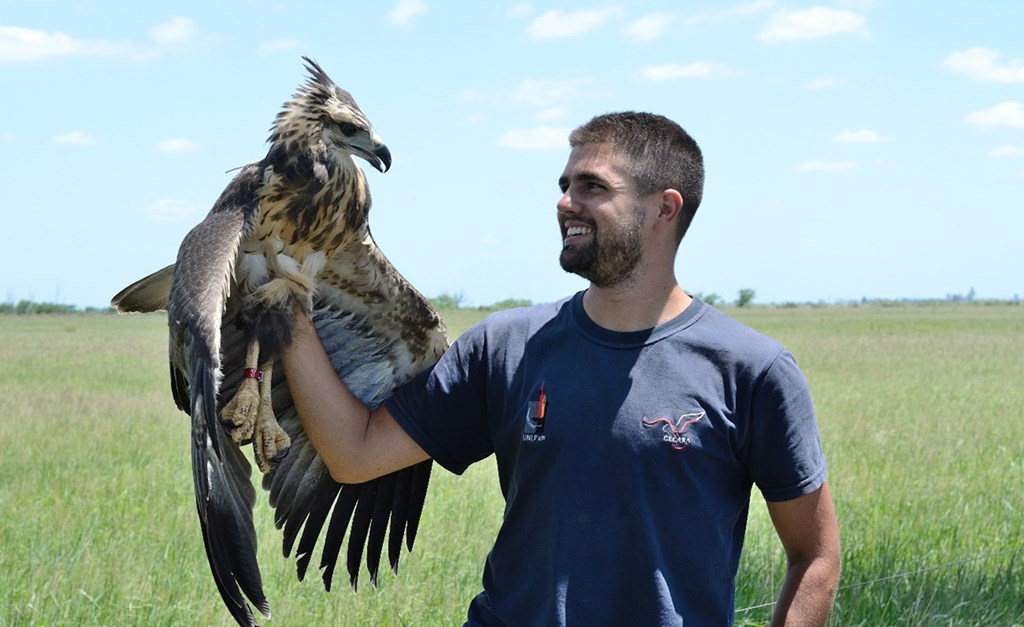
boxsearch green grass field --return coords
[1,304,1022,625]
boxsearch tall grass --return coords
[1,304,1021,625]
[730,305,1024,625]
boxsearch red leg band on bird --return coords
[243,368,263,381]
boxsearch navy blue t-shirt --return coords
[386,293,827,626]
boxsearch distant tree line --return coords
[429,290,761,311]
[3,287,1019,315]
[0,300,111,314]
[429,293,533,311]
[690,289,757,308]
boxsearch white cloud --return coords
[791,159,858,173]
[640,62,739,81]
[836,0,881,9]
[0,26,126,62]
[497,126,571,151]
[388,0,428,26]
[941,48,1024,84]
[464,78,598,108]
[833,129,882,144]
[805,76,844,90]
[682,0,775,27]
[527,7,624,39]
[146,198,203,222]
[1,19,204,63]
[53,131,99,145]
[625,13,676,42]
[148,17,198,45]
[507,3,534,18]
[732,0,776,16]
[758,7,869,43]
[260,38,304,54]
[156,138,199,153]
[532,107,569,122]
[965,101,1024,130]
[989,144,1024,158]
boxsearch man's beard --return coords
[559,207,644,288]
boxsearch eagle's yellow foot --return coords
[222,376,259,444]
[221,338,262,444]
[252,360,290,473]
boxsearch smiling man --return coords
[281,111,841,626]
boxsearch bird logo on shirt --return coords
[642,411,706,450]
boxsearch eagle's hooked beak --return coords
[354,142,391,174]
[371,144,392,173]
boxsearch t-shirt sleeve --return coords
[384,325,495,475]
[748,350,828,502]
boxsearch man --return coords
[281,112,841,625]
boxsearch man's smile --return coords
[563,224,594,245]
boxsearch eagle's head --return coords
[269,57,392,176]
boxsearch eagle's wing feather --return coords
[166,163,269,627]
[364,472,397,586]
[260,303,436,592]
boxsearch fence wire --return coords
[736,545,1024,614]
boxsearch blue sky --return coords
[2,1,1022,309]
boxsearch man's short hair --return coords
[569,112,704,244]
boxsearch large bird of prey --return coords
[112,58,448,626]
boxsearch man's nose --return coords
[557,190,574,214]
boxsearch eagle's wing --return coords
[258,304,434,591]
[113,167,438,623]
[164,163,270,627]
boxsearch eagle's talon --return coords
[251,360,290,474]
[221,378,260,444]
[253,418,291,474]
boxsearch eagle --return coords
[111,57,448,626]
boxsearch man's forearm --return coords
[280,310,430,484]
[279,310,375,482]
[770,556,840,627]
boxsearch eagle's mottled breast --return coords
[250,145,368,255]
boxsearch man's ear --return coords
[655,189,684,229]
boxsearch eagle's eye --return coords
[340,123,359,137]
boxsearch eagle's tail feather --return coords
[190,353,269,625]
[286,471,337,579]
[318,483,360,592]
[385,461,432,573]
[405,460,433,552]
[364,473,398,587]
[344,480,380,591]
